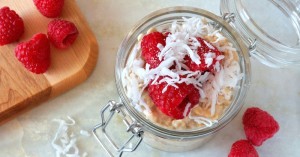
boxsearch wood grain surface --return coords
[0,0,98,124]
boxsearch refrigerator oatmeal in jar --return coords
[93,6,251,155]
[122,17,243,131]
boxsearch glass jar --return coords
[93,7,250,156]
[93,1,300,156]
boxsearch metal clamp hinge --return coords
[221,13,257,55]
[222,13,235,23]
[248,38,257,54]
[210,13,236,31]
[92,100,144,157]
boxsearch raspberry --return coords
[0,7,24,46]
[185,37,221,72]
[243,107,279,146]
[141,32,166,69]
[148,77,199,119]
[15,33,51,74]
[47,19,79,49]
[33,0,64,18]
[228,140,259,157]
[187,86,200,105]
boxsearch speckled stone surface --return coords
[0,0,300,157]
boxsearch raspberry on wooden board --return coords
[0,7,24,46]
[47,19,79,49]
[33,0,65,18]
[15,33,51,74]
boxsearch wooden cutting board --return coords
[0,0,98,124]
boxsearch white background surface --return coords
[0,0,300,157]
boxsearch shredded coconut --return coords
[51,117,89,157]
[188,114,218,127]
[203,40,215,50]
[80,130,91,137]
[183,103,192,117]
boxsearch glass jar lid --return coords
[221,0,300,67]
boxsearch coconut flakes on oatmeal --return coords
[122,17,242,128]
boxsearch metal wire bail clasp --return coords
[92,100,144,157]
[222,13,235,23]
[247,38,257,53]
[210,13,236,31]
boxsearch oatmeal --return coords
[122,17,243,130]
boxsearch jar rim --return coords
[115,6,251,139]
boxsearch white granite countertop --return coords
[1,0,300,157]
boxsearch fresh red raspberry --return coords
[33,0,64,18]
[141,32,166,69]
[243,107,279,146]
[185,37,221,72]
[0,7,24,46]
[148,77,199,119]
[187,86,200,105]
[15,33,51,74]
[47,19,79,49]
[228,140,259,157]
